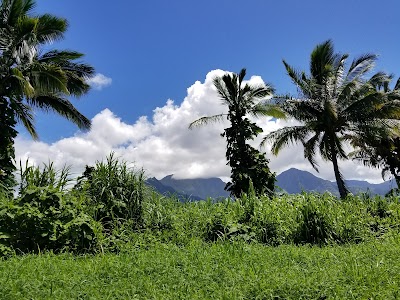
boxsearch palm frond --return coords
[36,14,67,44]
[28,95,91,130]
[38,50,84,62]
[368,72,392,92]
[188,114,227,129]
[261,125,310,155]
[10,98,37,139]
[342,92,382,121]
[238,68,246,83]
[394,77,400,91]
[250,103,286,119]
[332,53,349,94]
[283,99,321,122]
[213,76,232,106]
[2,0,35,26]
[310,39,335,84]
[283,60,310,96]
[10,67,35,97]
[222,72,238,105]
[27,62,69,94]
[303,132,321,171]
[346,53,377,82]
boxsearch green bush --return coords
[0,162,103,255]
[0,186,102,254]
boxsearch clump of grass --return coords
[18,160,72,194]
[77,153,146,231]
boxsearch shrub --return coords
[0,186,102,254]
[0,162,102,255]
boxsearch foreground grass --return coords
[1,238,400,299]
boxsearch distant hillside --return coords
[158,175,230,199]
[145,177,202,201]
[276,168,397,196]
[276,168,337,194]
[146,169,397,200]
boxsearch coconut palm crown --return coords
[348,74,400,188]
[0,0,95,189]
[262,40,400,199]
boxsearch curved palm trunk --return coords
[331,152,349,199]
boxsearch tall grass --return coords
[18,160,72,194]
[80,153,146,230]
[139,192,400,247]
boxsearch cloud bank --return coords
[87,73,112,90]
[15,70,385,183]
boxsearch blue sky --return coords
[31,0,400,141]
[14,0,400,182]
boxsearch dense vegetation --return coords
[1,157,400,298]
[1,156,400,253]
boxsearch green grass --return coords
[1,238,400,299]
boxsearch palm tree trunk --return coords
[0,97,17,190]
[331,151,348,199]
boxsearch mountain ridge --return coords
[146,168,397,200]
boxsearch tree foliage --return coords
[263,40,400,199]
[0,0,94,189]
[349,75,400,187]
[190,69,283,198]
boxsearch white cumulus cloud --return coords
[87,73,112,90]
[15,69,386,184]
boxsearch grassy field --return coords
[1,238,400,299]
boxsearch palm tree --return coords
[189,68,284,197]
[349,74,400,187]
[0,0,94,188]
[262,40,400,199]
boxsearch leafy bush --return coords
[0,162,102,255]
[146,192,400,246]
[0,186,102,254]
[143,191,174,231]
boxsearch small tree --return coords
[189,69,284,198]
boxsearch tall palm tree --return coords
[262,40,400,199]
[189,68,284,197]
[0,0,95,188]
